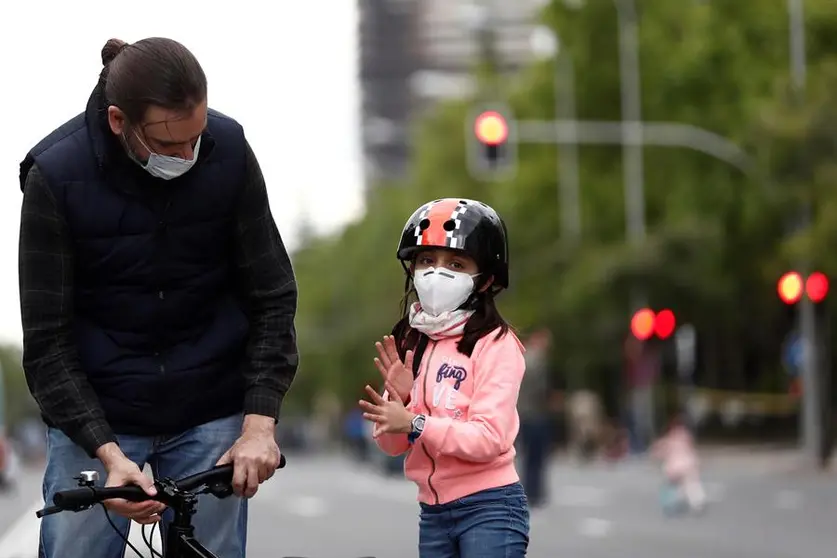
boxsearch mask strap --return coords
[133,130,154,155]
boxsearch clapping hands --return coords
[373,335,414,403]
[359,335,418,437]
[359,384,414,436]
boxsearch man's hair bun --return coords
[101,38,129,66]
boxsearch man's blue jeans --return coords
[39,414,247,558]
[418,483,530,558]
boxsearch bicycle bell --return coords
[77,470,99,486]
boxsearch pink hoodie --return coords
[651,425,700,481]
[375,328,526,505]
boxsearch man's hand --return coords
[359,384,415,436]
[97,443,165,524]
[216,415,280,499]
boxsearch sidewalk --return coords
[698,445,837,475]
[550,444,837,476]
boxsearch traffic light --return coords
[654,309,676,340]
[630,308,676,341]
[778,271,804,304]
[806,271,829,304]
[466,105,517,181]
[777,271,828,304]
[630,308,655,341]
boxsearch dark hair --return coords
[391,270,512,376]
[98,37,207,124]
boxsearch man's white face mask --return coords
[413,267,479,316]
[131,132,201,180]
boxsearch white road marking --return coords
[126,520,163,557]
[555,485,608,507]
[340,472,416,505]
[577,517,611,538]
[0,499,43,558]
[0,498,162,558]
[284,495,329,518]
[774,490,803,511]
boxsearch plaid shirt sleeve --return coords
[18,164,117,458]
[234,141,299,422]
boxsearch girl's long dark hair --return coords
[391,271,512,377]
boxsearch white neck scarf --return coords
[408,302,474,340]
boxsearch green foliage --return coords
[291,0,837,411]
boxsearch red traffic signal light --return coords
[777,271,828,304]
[806,271,829,303]
[654,309,676,340]
[630,308,656,341]
[778,271,804,304]
[474,111,509,146]
[466,106,517,180]
[631,308,677,341]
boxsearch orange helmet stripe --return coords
[420,199,460,247]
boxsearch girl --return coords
[359,198,530,558]
[651,413,706,515]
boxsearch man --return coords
[624,336,659,453]
[517,328,553,507]
[18,37,298,558]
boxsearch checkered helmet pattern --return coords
[396,198,510,288]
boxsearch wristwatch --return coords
[408,414,426,443]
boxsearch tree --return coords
[286,0,837,415]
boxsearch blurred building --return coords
[357,0,545,192]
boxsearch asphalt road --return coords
[0,451,835,558]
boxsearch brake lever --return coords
[205,482,235,499]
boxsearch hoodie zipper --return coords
[419,340,440,504]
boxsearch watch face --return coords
[413,415,425,431]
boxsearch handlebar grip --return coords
[53,485,148,510]
[36,505,63,518]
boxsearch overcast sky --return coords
[0,0,364,344]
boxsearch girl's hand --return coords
[359,384,415,436]
[374,336,414,403]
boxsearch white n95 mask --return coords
[413,267,478,317]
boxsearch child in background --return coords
[651,413,706,515]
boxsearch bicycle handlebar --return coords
[37,454,286,518]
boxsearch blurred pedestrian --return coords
[18,37,298,558]
[624,337,660,453]
[651,413,706,514]
[602,418,629,463]
[360,198,529,558]
[343,408,370,462]
[518,328,554,507]
[567,389,604,462]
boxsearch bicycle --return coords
[35,454,287,558]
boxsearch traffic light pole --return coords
[787,0,822,468]
[800,297,821,465]
[517,121,759,177]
